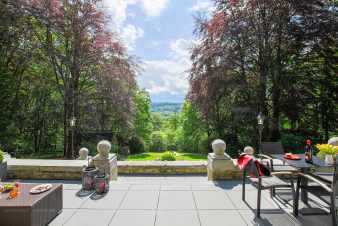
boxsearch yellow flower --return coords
[316,143,337,155]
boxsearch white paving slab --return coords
[80,190,127,210]
[108,183,130,190]
[155,210,200,226]
[199,210,247,226]
[129,184,160,190]
[109,210,156,226]
[120,190,159,209]
[63,189,89,209]
[193,191,236,209]
[48,209,76,226]
[158,191,195,210]
[226,190,279,210]
[34,176,334,226]
[160,185,191,191]
[64,209,115,226]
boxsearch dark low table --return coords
[271,154,330,204]
[0,183,63,226]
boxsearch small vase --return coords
[325,155,334,165]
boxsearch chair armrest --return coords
[298,172,332,193]
[271,171,294,176]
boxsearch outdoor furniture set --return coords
[240,141,338,226]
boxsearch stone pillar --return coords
[89,140,118,180]
[207,139,240,180]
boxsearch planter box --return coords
[0,161,7,181]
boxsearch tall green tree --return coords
[134,90,153,144]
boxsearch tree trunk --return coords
[64,89,71,158]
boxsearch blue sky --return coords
[102,0,214,103]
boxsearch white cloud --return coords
[137,38,194,99]
[190,0,215,14]
[102,0,169,26]
[169,38,192,61]
[101,0,169,52]
[141,0,169,17]
[102,0,136,29]
[121,25,144,51]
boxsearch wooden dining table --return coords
[271,154,331,204]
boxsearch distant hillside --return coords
[151,102,183,113]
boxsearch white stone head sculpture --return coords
[97,140,111,159]
[78,147,89,160]
[212,139,226,156]
[328,137,338,146]
[243,146,255,155]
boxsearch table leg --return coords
[300,169,308,204]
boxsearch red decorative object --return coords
[95,174,109,194]
[284,153,301,160]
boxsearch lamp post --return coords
[257,112,264,154]
[70,116,76,158]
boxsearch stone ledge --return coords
[7,159,89,180]
[6,159,242,179]
[118,161,207,175]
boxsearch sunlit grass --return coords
[125,152,207,161]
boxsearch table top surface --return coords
[0,183,62,207]
[272,154,330,169]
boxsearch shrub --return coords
[129,136,145,154]
[161,151,176,161]
[0,150,4,163]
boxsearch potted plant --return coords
[316,143,338,164]
[0,149,7,181]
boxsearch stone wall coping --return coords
[7,159,88,167]
[7,159,206,167]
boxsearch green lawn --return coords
[125,152,207,161]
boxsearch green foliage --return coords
[129,136,145,154]
[189,0,338,149]
[177,102,209,153]
[150,131,167,152]
[281,130,321,153]
[134,90,153,144]
[0,150,4,163]
[160,151,176,161]
[125,152,206,161]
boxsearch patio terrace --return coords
[18,175,333,226]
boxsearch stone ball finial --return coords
[328,137,338,146]
[97,140,111,159]
[212,139,226,156]
[243,146,255,155]
[78,147,89,160]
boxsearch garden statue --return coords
[89,140,117,180]
[211,139,227,157]
[243,146,255,155]
[78,147,89,160]
[328,137,338,146]
[207,139,239,180]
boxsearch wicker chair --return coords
[294,157,338,226]
[242,157,296,218]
